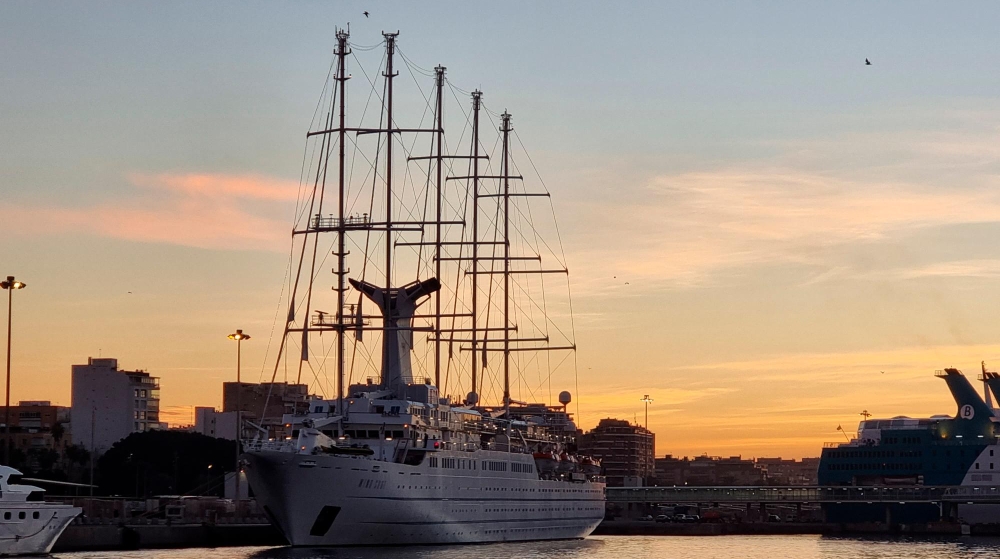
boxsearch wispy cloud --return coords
[0,172,298,251]
[568,166,1000,292]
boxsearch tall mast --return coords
[433,65,445,389]
[335,28,350,413]
[470,90,482,400]
[383,32,398,290]
[501,111,512,412]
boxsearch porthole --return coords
[18,512,25,520]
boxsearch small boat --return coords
[532,451,560,473]
[0,466,81,556]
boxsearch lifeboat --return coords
[533,451,560,473]
[580,456,601,476]
[557,452,578,473]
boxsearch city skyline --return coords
[6,2,1000,458]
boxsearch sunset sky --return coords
[5,2,1000,459]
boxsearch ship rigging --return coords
[263,28,578,417]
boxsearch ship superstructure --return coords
[242,28,605,546]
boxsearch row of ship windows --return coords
[342,430,406,440]
[882,437,922,444]
[2,511,39,520]
[425,459,537,473]
[828,450,923,459]
[484,507,602,513]
[393,485,598,492]
[974,463,997,470]
[827,463,923,471]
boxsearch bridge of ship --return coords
[607,485,1000,504]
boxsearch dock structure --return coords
[608,485,1000,505]
[609,485,1000,524]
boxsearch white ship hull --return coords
[245,449,605,546]
[0,503,80,556]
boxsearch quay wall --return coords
[52,522,284,552]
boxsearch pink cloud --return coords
[0,172,297,251]
[128,172,301,201]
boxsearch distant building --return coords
[0,400,71,455]
[193,407,237,440]
[221,382,309,439]
[71,357,166,455]
[655,454,765,486]
[654,454,819,486]
[578,418,654,487]
[756,457,820,485]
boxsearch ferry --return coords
[819,366,1000,523]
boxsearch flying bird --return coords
[364,11,369,17]
[865,58,871,65]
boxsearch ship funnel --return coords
[349,277,440,396]
[935,368,995,422]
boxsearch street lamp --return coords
[227,329,249,515]
[640,394,653,431]
[1,276,26,464]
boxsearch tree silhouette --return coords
[96,431,236,497]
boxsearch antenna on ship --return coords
[981,360,994,409]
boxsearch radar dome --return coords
[558,391,572,406]
[466,391,479,406]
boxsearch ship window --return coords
[976,463,980,470]
[32,512,38,519]
[17,512,24,520]
[367,430,380,439]
[991,463,995,470]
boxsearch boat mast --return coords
[433,65,445,389]
[335,29,350,413]
[383,32,398,291]
[471,90,482,400]
[501,111,512,413]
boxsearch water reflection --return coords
[52,535,1000,559]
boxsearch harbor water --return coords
[51,535,1000,559]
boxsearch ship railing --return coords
[823,441,857,448]
[244,438,296,453]
[310,213,370,230]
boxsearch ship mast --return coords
[470,90,482,400]
[335,29,350,413]
[433,65,445,388]
[384,32,398,291]
[501,111,512,412]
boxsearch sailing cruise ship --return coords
[243,28,606,546]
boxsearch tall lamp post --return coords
[1,276,26,464]
[227,329,250,516]
[640,394,653,431]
